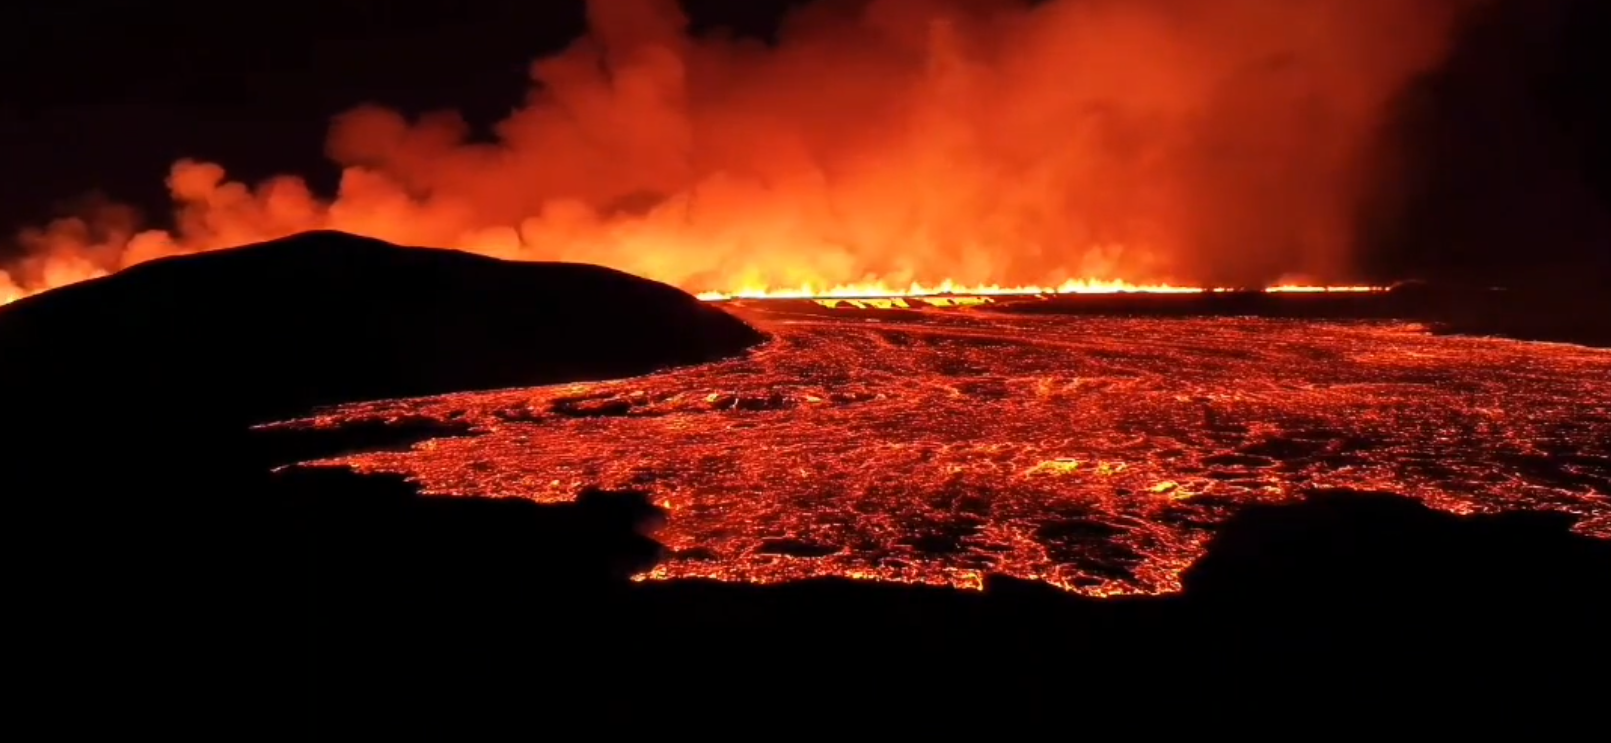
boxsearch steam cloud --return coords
[2,0,1470,300]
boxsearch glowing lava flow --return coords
[694,278,1206,301]
[267,303,1611,597]
[694,280,1385,301]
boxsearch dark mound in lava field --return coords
[0,230,764,433]
[1426,283,1611,347]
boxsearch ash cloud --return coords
[4,0,1470,296]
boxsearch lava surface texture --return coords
[271,301,1611,596]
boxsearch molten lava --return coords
[694,280,1385,301]
[267,301,1611,597]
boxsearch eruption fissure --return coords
[2,0,1467,306]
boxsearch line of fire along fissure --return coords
[812,296,998,309]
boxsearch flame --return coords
[696,277,1205,301]
[1264,285,1382,294]
[695,279,1386,301]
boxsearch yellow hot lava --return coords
[695,278,1205,301]
[694,280,1385,301]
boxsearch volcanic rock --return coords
[0,230,765,432]
[2,231,763,678]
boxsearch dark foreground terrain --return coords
[6,233,1608,713]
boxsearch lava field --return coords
[269,301,1611,596]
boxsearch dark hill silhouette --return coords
[0,231,761,701]
[0,230,765,430]
[1425,282,1611,347]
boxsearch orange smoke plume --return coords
[2,0,1469,303]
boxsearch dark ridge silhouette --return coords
[0,229,765,430]
[1422,285,1611,347]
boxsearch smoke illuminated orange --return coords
[1,0,1469,308]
